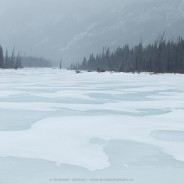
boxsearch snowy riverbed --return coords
[0,68,184,184]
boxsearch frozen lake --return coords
[0,68,184,184]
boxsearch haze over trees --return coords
[21,56,52,68]
[1,0,184,65]
[0,45,52,69]
[70,37,184,74]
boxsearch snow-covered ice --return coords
[0,68,184,184]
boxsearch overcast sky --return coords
[0,0,184,66]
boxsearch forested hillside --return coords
[71,37,184,74]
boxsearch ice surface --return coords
[0,69,184,183]
[151,130,184,142]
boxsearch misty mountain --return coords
[0,0,184,66]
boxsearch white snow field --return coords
[0,68,184,184]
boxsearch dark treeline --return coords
[21,56,52,68]
[0,44,52,69]
[70,36,184,74]
[0,45,22,69]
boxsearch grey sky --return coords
[0,0,184,66]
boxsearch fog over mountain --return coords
[0,0,184,67]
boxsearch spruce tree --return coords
[0,45,4,68]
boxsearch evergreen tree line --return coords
[70,36,184,74]
[0,44,52,69]
[0,45,22,69]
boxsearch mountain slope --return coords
[0,0,184,66]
